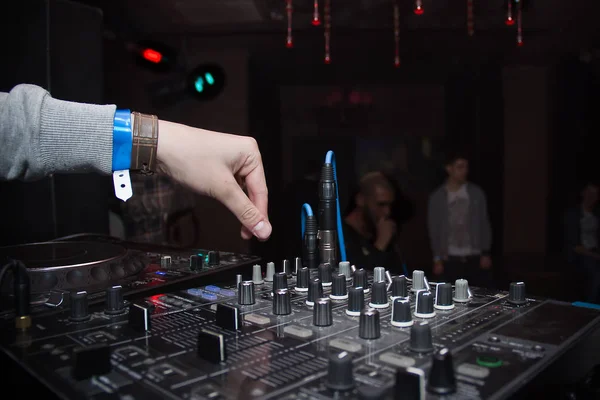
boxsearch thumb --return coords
[219,183,272,240]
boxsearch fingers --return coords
[244,159,269,222]
[219,181,272,240]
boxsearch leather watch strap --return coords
[131,112,159,175]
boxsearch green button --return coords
[476,355,503,368]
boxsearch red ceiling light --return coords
[142,48,163,64]
[414,0,424,15]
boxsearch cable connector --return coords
[0,259,31,331]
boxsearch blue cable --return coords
[325,150,347,262]
[301,203,313,238]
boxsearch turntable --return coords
[0,235,260,314]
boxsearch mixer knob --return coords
[346,287,365,316]
[326,351,355,391]
[373,267,386,283]
[330,274,348,300]
[453,279,470,303]
[273,289,292,315]
[313,297,333,327]
[434,283,455,310]
[70,291,90,322]
[265,262,275,282]
[319,264,333,287]
[391,298,413,327]
[272,272,288,295]
[252,264,264,284]
[282,259,292,277]
[338,261,352,281]
[411,270,426,292]
[105,285,125,315]
[294,257,302,275]
[508,282,527,305]
[359,308,381,340]
[160,255,172,268]
[306,278,324,306]
[390,275,408,299]
[369,281,390,309]
[409,321,434,353]
[353,268,370,293]
[238,281,256,305]
[189,255,201,271]
[427,348,457,395]
[414,290,436,319]
[296,267,310,292]
[207,251,220,266]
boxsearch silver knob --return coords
[313,297,333,327]
[238,281,255,305]
[453,279,470,303]
[373,267,386,283]
[252,264,263,284]
[411,270,426,292]
[265,262,275,282]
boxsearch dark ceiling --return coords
[71,0,600,63]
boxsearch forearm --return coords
[0,84,115,181]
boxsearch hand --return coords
[480,255,492,269]
[374,218,396,251]
[433,260,444,276]
[156,120,271,241]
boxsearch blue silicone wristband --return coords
[112,109,132,171]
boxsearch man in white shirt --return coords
[427,151,493,287]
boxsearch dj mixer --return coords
[1,257,599,400]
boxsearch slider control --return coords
[197,329,226,363]
[129,302,152,332]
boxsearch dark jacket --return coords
[343,221,402,273]
[564,206,600,263]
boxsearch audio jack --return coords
[0,259,31,331]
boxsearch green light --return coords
[205,73,214,85]
[194,77,204,92]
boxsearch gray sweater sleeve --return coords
[0,84,116,181]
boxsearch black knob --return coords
[353,268,369,292]
[391,298,413,327]
[427,348,456,395]
[434,283,454,310]
[369,281,389,308]
[105,285,125,315]
[72,343,112,380]
[508,282,527,305]
[273,272,288,294]
[395,367,424,400]
[129,301,152,331]
[273,289,292,315]
[238,281,255,305]
[282,259,292,277]
[391,275,408,299]
[296,267,310,292]
[207,251,219,266]
[409,321,434,353]
[346,287,364,316]
[414,291,435,318]
[189,255,202,271]
[313,297,333,326]
[70,291,90,322]
[307,278,324,305]
[319,264,333,287]
[330,274,348,299]
[326,351,355,391]
[359,308,381,340]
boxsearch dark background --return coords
[2,0,600,301]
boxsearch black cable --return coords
[0,258,31,330]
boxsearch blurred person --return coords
[427,151,493,287]
[564,181,600,303]
[343,171,402,272]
